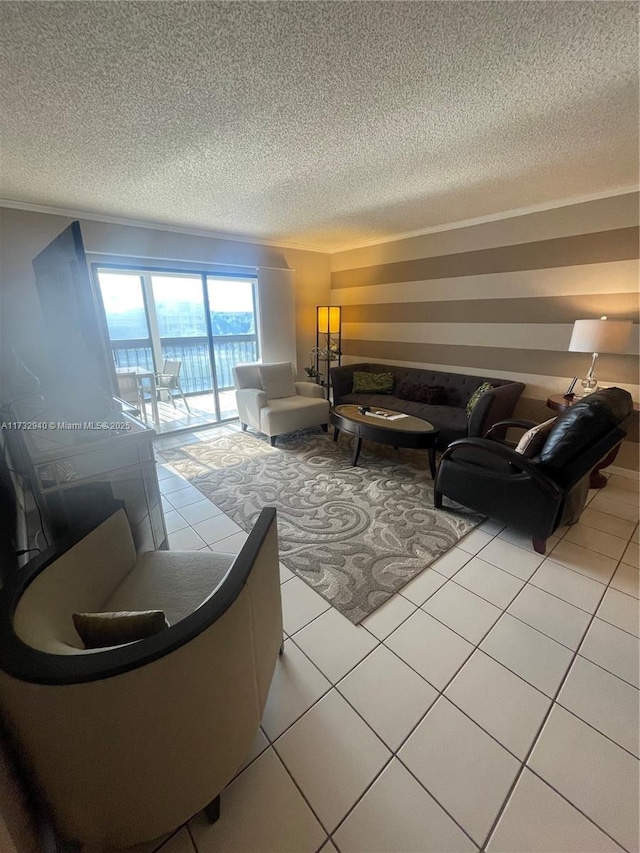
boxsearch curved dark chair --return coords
[434,388,634,554]
[0,506,282,849]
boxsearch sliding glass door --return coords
[98,272,153,370]
[95,266,259,432]
[206,276,259,419]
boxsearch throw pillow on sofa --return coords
[397,382,448,405]
[352,371,394,394]
[466,382,494,417]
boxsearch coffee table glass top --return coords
[332,404,436,434]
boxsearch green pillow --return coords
[352,371,394,394]
[466,382,494,417]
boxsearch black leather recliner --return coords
[434,387,634,554]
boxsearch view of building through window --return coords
[99,273,149,340]
[96,267,259,429]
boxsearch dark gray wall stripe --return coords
[331,227,640,289]
[345,339,639,385]
[342,293,640,325]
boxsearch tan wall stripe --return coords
[332,261,639,306]
[342,293,640,325]
[330,193,640,272]
[345,339,640,385]
[342,322,640,354]
[333,208,640,470]
[331,227,640,289]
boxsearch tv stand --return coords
[5,401,166,554]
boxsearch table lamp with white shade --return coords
[568,316,632,395]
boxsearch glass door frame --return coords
[205,272,261,422]
[92,262,260,429]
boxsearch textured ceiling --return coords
[0,1,638,251]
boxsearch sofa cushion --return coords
[332,363,525,448]
[403,403,469,447]
[338,394,469,446]
[352,371,394,394]
[396,382,447,405]
[332,362,522,409]
[466,382,494,417]
[514,418,556,458]
[72,610,169,649]
[258,362,296,399]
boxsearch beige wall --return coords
[0,207,331,383]
[330,193,640,471]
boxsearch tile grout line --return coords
[164,437,637,851]
[595,609,640,642]
[267,742,334,845]
[185,821,199,853]
[158,431,336,851]
[524,763,637,852]
[268,635,480,849]
[553,695,640,762]
[444,576,586,652]
[152,826,185,853]
[280,593,522,847]
[278,555,637,850]
[253,513,633,763]
[479,557,635,853]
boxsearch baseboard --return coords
[601,464,640,481]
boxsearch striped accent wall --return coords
[330,197,640,470]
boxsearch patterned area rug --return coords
[163,428,482,623]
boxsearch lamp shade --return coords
[317,306,341,335]
[568,318,632,354]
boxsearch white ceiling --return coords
[1,1,638,252]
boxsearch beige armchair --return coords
[233,361,330,445]
[0,506,283,849]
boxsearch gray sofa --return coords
[330,362,525,448]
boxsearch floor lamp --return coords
[316,306,342,399]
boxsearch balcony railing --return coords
[211,336,259,389]
[112,340,154,372]
[111,335,258,395]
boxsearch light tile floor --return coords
[151,390,237,435]
[121,425,639,853]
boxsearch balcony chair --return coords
[233,361,330,445]
[434,387,634,554]
[155,359,191,413]
[115,371,147,422]
[0,505,283,849]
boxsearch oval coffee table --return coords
[330,404,440,477]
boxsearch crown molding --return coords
[328,185,640,253]
[0,199,330,254]
[1,185,637,256]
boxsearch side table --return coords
[546,394,639,488]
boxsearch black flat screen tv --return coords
[32,221,117,415]
[0,447,18,579]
